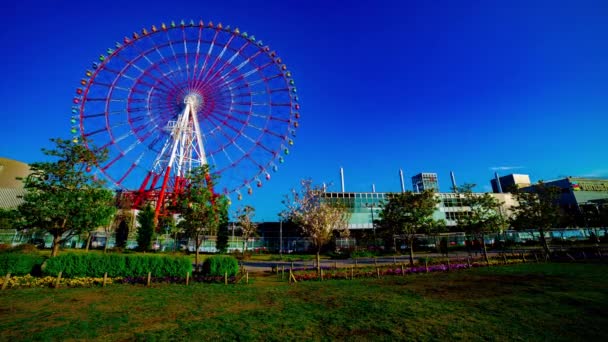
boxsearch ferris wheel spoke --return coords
[164,30,187,83]
[196,30,232,88]
[200,39,250,86]
[181,27,190,84]
[210,59,273,91]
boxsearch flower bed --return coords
[0,274,118,289]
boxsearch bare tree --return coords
[283,179,351,276]
[236,205,258,255]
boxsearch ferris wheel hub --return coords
[184,93,203,111]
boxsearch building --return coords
[412,173,439,193]
[521,177,608,206]
[491,173,531,193]
[321,191,517,230]
[0,157,29,209]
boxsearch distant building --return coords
[412,173,439,193]
[320,191,516,229]
[522,177,608,208]
[491,174,531,193]
[0,157,29,209]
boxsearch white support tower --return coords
[152,93,208,216]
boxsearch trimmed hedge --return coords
[43,253,192,278]
[202,255,239,277]
[0,252,44,276]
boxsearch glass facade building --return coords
[321,191,517,230]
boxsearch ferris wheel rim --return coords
[74,20,300,198]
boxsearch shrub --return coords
[0,252,45,276]
[202,255,239,276]
[43,253,192,278]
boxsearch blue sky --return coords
[1,0,607,220]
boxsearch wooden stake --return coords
[320,269,323,281]
[246,271,249,284]
[374,257,378,266]
[147,272,151,287]
[350,266,354,280]
[393,256,397,265]
[534,253,539,263]
[467,256,471,267]
[2,273,10,291]
[582,251,587,260]
[355,258,358,267]
[334,261,338,269]
[376,267,380,278]
[103,272,108,287]
[225,272,228,285]
[425,259,429,273]
[502,254,507,264]
[289,269,297,283]
[186,272,190,286]
[566,253,576,262]
[401,264,405,277]
[281,265,285,280]
[56,271,62,289]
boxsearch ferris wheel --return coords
[71,20,300,214]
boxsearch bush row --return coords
[202,255,239,276]
[43,253,193,278]
[0,252,44,276]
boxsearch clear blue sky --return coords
[1,0,607,221]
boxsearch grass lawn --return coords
[1,263,607,341]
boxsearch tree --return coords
[236,205,258,255]
[457,185,507,265]
[136,205,155,251]
[115,219,130,248]
[175,166,229,267]
[510,182,563,257]
[15,138,116,257]
[377,190,440,266]
[215,217,230,254]
[283,179,351,276]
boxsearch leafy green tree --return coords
[421,218,447,254]
[236,205,258,255]
[115,219,130,248]
[0,208,19,229]
[136,205,155,251]
[457,185,507,265]
[14,138,116,257]
[215,210,230,254]
[510,182,563,257]
[175,166,229,267]
[377,190,440,266]
[283,179,351,276]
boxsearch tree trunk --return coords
[538,228,551,259]
[316,249,321,277]
[481,234,490,266]
[409,240,415,266]
[195,236,201,269]
[51,235,62,257]
[243,238,248,256]
[85,233,92,252]
[104,231,109,253]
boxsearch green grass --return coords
[1,263,607,341]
